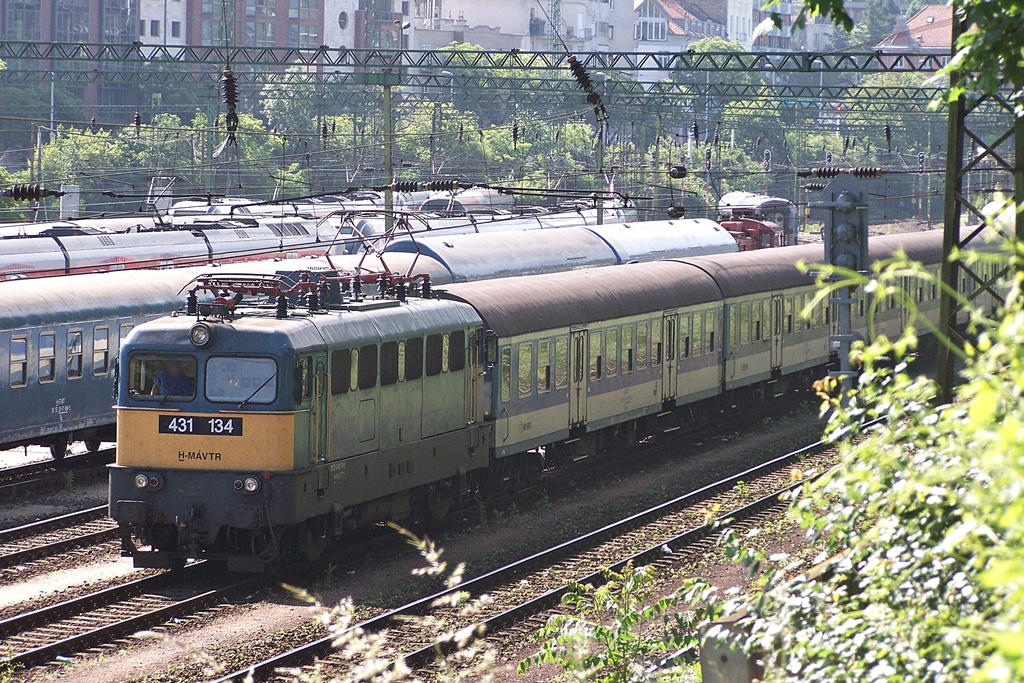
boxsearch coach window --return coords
[692,312,703,357]
[406,337,424,380]
[500,347,512,402]
[537,340,551,393]
[785,297,794,334]
[554,336,568,390]
[636,323,648,369]
[67,330,84,379]
[381,341,399,386]
[426,334,443,376]
[728,305,737,348]
[39,332,56,383]
[519,343,533,398]
[706,310,716,353]
[810,296,821,328]
[590,333,602,380]
[651,321,662,366]
[9,337,27,388]
[450,331,466,372]
[331,350,350,394]
[605,329,618,377]
[680,314,690,359]
[621,326,634,374]
[358,344,377,390]
[93,327,109,375]
[740,303,751,345]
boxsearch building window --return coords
[634,19,667,41]
[56,0,90,42]
[246,21,274,45]
[6,0,42,40]
[401,0,408,14]
[102,0,134,42]
[338,10,347,29]
[288,0,317,20]
[150,19,160,36]
[171,20,181,37]
[246,0,276,16]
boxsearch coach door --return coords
[569,328,588,427]
[771,295,784,370]
[661,314,678,402]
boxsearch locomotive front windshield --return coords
[205,357,277,404]
[129,355,197,400]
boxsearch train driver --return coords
[151,360,194,397]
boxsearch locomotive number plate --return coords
[158,415,244,436]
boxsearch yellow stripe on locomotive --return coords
[116,407,297,472]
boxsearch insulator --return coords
[667,205,685,219]
[566,54,594,93]
[392,181,419,193]
[668,164,687,179]
[352,276,362,299]
[808,167,840,178]
[458,123,464,142]
[378,275,388,297]
[512,121,519,149]
[341,278,351,293]
[804,182,827,191]
[318,282,330,307]
[421,275,431,299]
[691,120,699,141]
[427,180,459,192]
[322,121,328,147]
[89,116,97,133]
[276,294,288,319]
[186,291,198,316]
[331,120,336,135]
[307,289,318,312]
[222,66,239,146]
[396,281,407,302]
[843,136,849,155]
[3,184,62,201]
[134,110,141,136]
[851,166,884,178]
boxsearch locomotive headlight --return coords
[135,474,150,489]
[243,477,261,493]
[189,322,214,348]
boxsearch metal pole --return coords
[49,72,55,144]
[1015,115,1024,248]
[653,113,661,221]
[384,81,394,233]
[596,118,604,224]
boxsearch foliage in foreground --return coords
[702,239,1024,682]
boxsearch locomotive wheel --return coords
[86,438,102,453]
[50,437,68,460]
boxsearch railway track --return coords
[211,432,845,683]
[0,505,117,570]
[0,448,114,502]
[0,561,268,669]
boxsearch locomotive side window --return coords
[537,340,551,393]
[692,313,703,357]
[295,356,312,402]
[518,342,533,398]
[500,347,511,402]
[621,326,633,374]
[93,327,109,375]
[442,333,450,373]
[358,344,377,390]
[349,348,359,392]
[9,337,27,388]
[636,323,648,369]
[406,337,423,380]
[128,355,196,399]
[67,330,84,379]
[381,341,399,386]
[426,334,443,377]
[589,333,602,380]
[397,341,406,381]
[208,357,277,404]
[651,321,662,366]
[331,350,350,395]
[449,331,466,371]
[605,329,617,377]
[554,336,568,390]
[38,332,56,383]
[706,310,716,353]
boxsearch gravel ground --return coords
[0,479,108,531]
[18,409,824,683]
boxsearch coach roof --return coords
[440,260,721,337]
